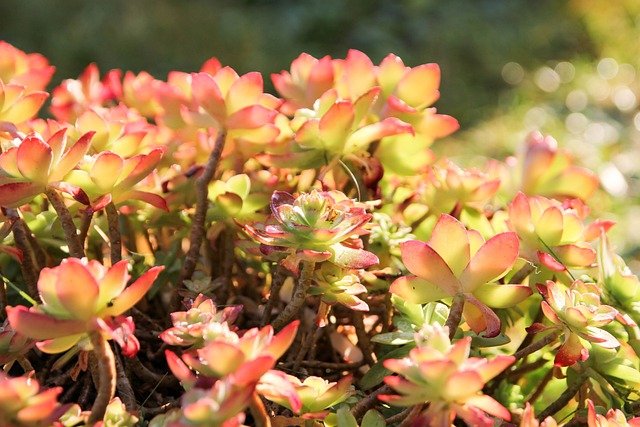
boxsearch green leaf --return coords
[370,331,415,345]
[469,332,511,347]
[226,173,251,198]
[336,407,359,427]
[602,363,640,387]
[359,344,413,390]
[361,410,385,427]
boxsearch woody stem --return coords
[87,330,116,424]
[513,330,561,361]
[271,260,316,330]
[445,294,466,339]
[6,209,40,300]
[173,130,226,308]
[105,202,122,264]
[537,370,587,420]
[45,188,84,258]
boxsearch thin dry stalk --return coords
[45,188,84,258]
[173,130,226,309]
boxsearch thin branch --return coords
[261,265,287,327]
[87,331,117,424]
[105,202,122,264]
[513,330,561,361]
[397,404,424,427]
[78,211,94,249]
[293,324,324,372]
[444,294,465,339]
[350,384,393,420]
[352,311,376,366]
[537,372,587,420]
[6,209,40,300]
[386,405,423,425]
[271,260,315,330]
[173,130,226,309]
[511,261,536,284]
[113,348,136,410]
[45,188,84,258]
[526,367,555,405]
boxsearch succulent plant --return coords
[529,279,619,367]
[391,214,531,337]
[243,189,378,274]
[379,323,515,427]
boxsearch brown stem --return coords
[513,330,561,361]
[6,210,40,300]
[444,294,466,339]
[78,210,94,249]
[527,367,555,404]
[45,188,84,258]
[397,404,424,427]
[261,266,287,327]
[537,372,587,420]
[114,349,136,410]
[23,222,46,270]
[271,260,315,330]
[249,392,271,427]
[105,202,122,264]
[511,261,536,284]
[386,405,423,425]
[352,311,376,366]
[173,130,226,308]
[87,331,117,424]
[350,384,393,420]
[293,324,324,372]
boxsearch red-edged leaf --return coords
[460,232,519,293]
[16,135,52,184]
[225,104,277,130]
[389,275,451,304]
[116,190,168,211]
[0,181,43,208]
[51,131,94,182]
[6,306,87,340]
[537,250,566,271]
[100,266,164,317]
[399,240,459,296]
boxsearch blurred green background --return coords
[0,0,592,127]
[2,0,640,266]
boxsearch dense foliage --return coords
[0,26,639,427]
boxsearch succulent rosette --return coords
[380,324,515,427]
[520,132,598,201]
[170,378,251,427]
[411,159,501,218]
[160,294,242,348]
[586,399,640,427]
[165,321,299,390]
[58,146,167,214]
[309,263,369,311]
[258,372,354,419]
[243,190,379,274]
[6,258,163,355]
[0,129,93,208]
[0,373,68,427]
[390,214,531,337]
[50,63,122,123]
[0,41,55,92]
[508,192,598,271]
[529,280,620,367]
[0,79,48,126]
